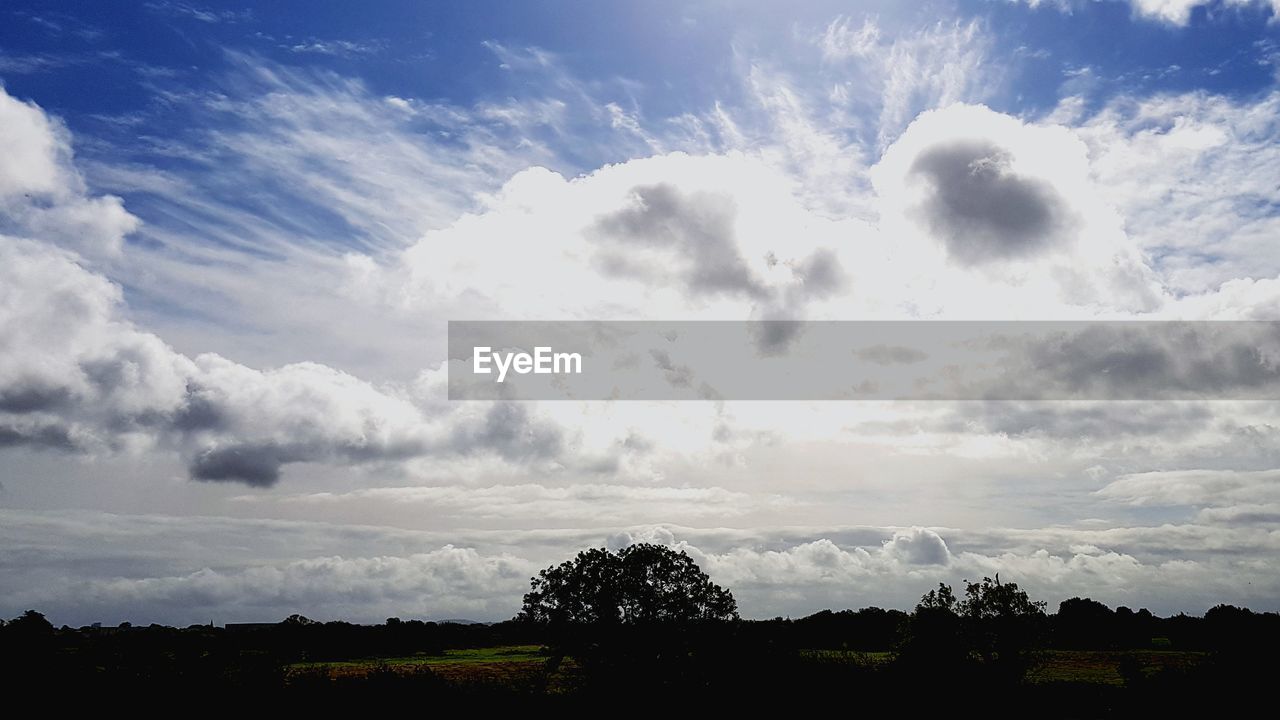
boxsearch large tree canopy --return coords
[519,544,738,626]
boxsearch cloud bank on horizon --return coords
[2,0,1280,625]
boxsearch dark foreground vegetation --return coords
[2,544,1276,713]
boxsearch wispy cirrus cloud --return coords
[283,39,386,58]
[143,1,252,24]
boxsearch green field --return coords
[287,645,546,671]
[800,649,893,664]
[1028,650,1208,685]
[285,645,561,686]
[287,645,1209,688]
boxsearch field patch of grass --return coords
[799,649,893,665]
[284,645,1210,689]
[1029,650,1208,685]
[285,645,551,681]
[287,644,545,670]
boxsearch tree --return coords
[519,543,737,627]
[958,575,1047,621]
[916,582,958,613]
[5,610,54,637]
[898,583,967,670]
[961,576,1046,678]
[519,544,737,684]
[1055,597,1116,649]
[897,576,1047,684]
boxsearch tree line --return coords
[2,543,1276,709]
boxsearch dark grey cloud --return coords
[0,422,76,450]
[188,426,439,487]
[448,403,563,463]
[592,185,846,356]
[748,319,804,355]
[750,248,847,355]
[793,248,846,297]
[190,443,299,487]
[950,401,1215,440]
[0,383,71,413]
[909,140,1072,264]
[1018,323,1280,398]
[593,183,768,300]
[169,386,229,432]
[451,321,1280,401]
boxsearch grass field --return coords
[285,645,556,685]
[285,645,1209,687]
[1028,650,1208,685]
[800,649,893,664]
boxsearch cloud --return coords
[592,183,769,301]
[953,401,1216,440]
[1010,1,1279,26]
[1195,503,1280,525]
[1124,0,1278,26]
[1068,90,1280,299]
[0,52,86,75]
[815,18,997,149]
[908,139,1073,264]
[0,233,434,481]
[818,16,882,61]
[0,236,194,451]
[870,102,1163,311]
[1097,469,1280,507]
[446,403,563,462]
[5,510,1280,624]
[190,443,301,486]
[380,151,855,330]
[68,547,534,623]
[0,227,625,486]
[240,483,779,523]
[1018,323,1280,398]
[607,525,678,551]
[2,82,658,486]
[882,527,952,565]
[144,2,252,24]
[0,89,137,256]
[284,39,385,57]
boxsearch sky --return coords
[2,0,1280,626]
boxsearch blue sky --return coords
[4,4,1277,105]
[6,2,1279,173]
[3,1,1280,625]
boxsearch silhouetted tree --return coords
[917,582,958,612]
[1055,597,1116,649]
[896,583,967,672]
[897,576,1046,685]
[5,610,54,640]
[959,575,1047,681]
[519,543,737,626]
[519,543,737,688]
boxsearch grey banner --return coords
[447,321,1280,400]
